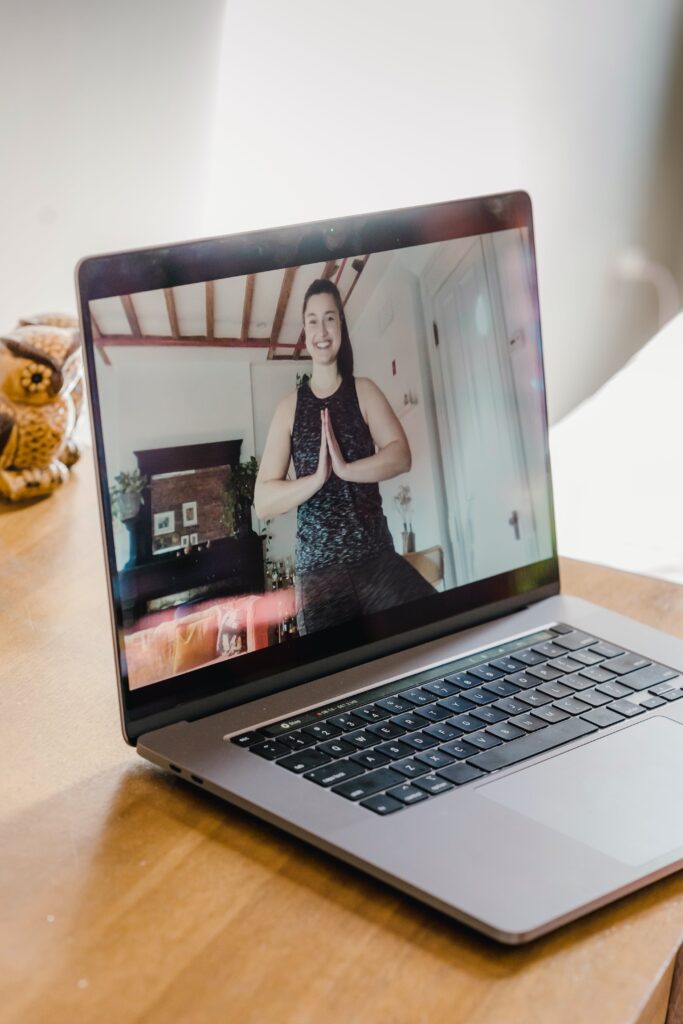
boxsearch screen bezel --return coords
[76,191,559,743]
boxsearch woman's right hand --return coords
[314,410,331,487]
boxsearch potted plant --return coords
[222,457,259,538]
[393,483,415,554]
[109,469,148,521]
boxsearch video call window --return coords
[90,229,553,689]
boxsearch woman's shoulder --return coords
[274,389,298,428]
[354,376,386,402]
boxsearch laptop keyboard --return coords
[229,625,682,815]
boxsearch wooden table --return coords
[2,448,683,1024]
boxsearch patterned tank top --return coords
[291,376,395,573]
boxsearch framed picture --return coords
[181,535,189,547]
[182,501,198,527]
[190,532,199,545]
[153,510,175,536]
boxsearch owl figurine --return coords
[0,314,84,501]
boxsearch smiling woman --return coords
[255,278,436,635]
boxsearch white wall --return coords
[205,0,683,422]
[0,0,225,331]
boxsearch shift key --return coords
[333,767,404,800]
[468,718,598,773]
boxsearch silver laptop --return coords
[77,192,683,943]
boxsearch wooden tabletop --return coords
[2,447,683,1024]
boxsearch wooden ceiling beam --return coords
[164,288,180,338]
[205,281,215,341]
[94,342,111,365]
[121,295,142,337]
[90,311,102,340]
[97,334,276,349]
[241,275,255,342]
[268,267,297,360]
[342,254,370,308]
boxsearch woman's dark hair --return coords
[302,278,354,380]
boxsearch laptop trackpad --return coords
[480,716,683,866]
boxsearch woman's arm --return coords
[254,397,330,518]
[324,378,411,484]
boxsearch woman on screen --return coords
[255,278,435,635]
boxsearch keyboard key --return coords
[470,705,507,724]
[468,664,505,682]
[440,739,479,759]
[570,649,603,666]
[504,671,537,689]
[327,712,366,731]
[536,679,573,699]
[577,687,612,707]
[305,761,365,786]
[402,687,435,706]
[531,704,570,724]
[660,688,683,702]
[490,657,525,673]
[462,687,497,706]
[581,708,625,729]
[509,713,547,732]
[437,694,475,715]
[393,711,424,731]
[517,688,553,708]
[401,731,439,751]
[617,665,679,691]
[251,740,291,760]
[424,721,462,742]
[494,696,529,716]
[317,738,355,758]
[463,731,501,750]
[449,714,482,733]
[375,740,415,760]
[415,748,455,768]
[354,705,391,723]
[231,731,260,747]
[608,699,645,717]
[482,679,520,697]
[392,758,429,779]
[445,672,479,688]
[389,784,429,805]
[361,793,404,815]
[601,653,652,676]
[551,623,574,634]
[532,641,566,659]
[436,763,486,785]
[595,680,633,700]
[414,703,452,722]
[512,649,546,666]
[350,749,391,769]
[589,642,624,659]
[554,696,592,715]
[650,679,682,695]
[422,679,460,698]
[367,720,407,739]
[554,631,597,651]
[557,673,594,692]
[279,732,316,751]
[526,664,564,682]
[303,722,341,741]
[468,718,598,772]
[641,695,666,709]
[579,665,616,684]
[277,748,331,772]
[345,730,380,750]
[547,655,586,673]
[376,696,413,714]
[487,721,526,741]
[413,774,453,795]
[333,768,404,800]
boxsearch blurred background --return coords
[2,0,682,575]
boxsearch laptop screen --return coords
[79,194,557,730]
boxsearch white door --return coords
[431,239,535,584]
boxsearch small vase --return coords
[402,530,415,554]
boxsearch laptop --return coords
[77,192,683,943]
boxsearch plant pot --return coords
[401,530,415,554]
[118,491,142,521]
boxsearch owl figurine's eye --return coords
[20,361,53,395]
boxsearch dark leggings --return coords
[296,550,436,636]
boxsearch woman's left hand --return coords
[323,408,351,481]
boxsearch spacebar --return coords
[468,718,598,772]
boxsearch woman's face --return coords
[303,293,342,366]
